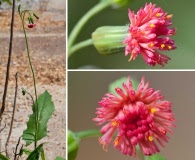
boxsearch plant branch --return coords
[14,137,21,160]
[5,72,18,158]
[76,129,100,140]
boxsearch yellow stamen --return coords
[149,43,154,48]
[166,14,173,20]
[161,44,165,48]
[150,108,156,114]
[150,24,155,28]
[114,136,120,146]
[112,121,118,127]
[168,46,172,49]
[148,135,153,142]
[156,13,161,17]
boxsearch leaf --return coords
[145,154,166,160]
[20,148,32,156]
[54,156,66,160]
[0,153,10,160]
[68,130,79,160]
[26,143,44,160]
[109,76,139,94]
[22,91,55,146]
[40,147,46,160]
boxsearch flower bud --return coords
[92,26,128,55]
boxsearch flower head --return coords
[93,77,175,157]
[123,3,176,66]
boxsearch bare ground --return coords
[0,8,66,160]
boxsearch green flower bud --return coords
[68,130,79,160]
[101,0,131,8]
[92,26,128,55]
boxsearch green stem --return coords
[69,39,93,57]
[68,1,111,51]
[20,12,39,149]
[76,129,101,140]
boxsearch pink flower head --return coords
[93,77,175,157]
[28,23,36,28]
[123,3,176,66]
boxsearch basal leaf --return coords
[22,90,55,146]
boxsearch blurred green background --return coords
[68,0,195,69]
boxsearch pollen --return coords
[166,14,173,20]
[149,43,154,48]
[150,24,155,28]
[161,44,165,48]
[156,13,161,17]
[168,46,172,49]
[112,121,118,127]
[150,108,156,114]
[148,135,153,142]
[114,137,120,146]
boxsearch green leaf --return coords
[0,153,10,160]
[68,130,79,160]
[40,147,46,160]
[109,77,139,94]
[54,156,66,160]
[22,91,55,146]
[20,148,32,156]
[26,143,44,160]
[145,154,166,160]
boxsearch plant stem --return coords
[0,0,15,119]
[68,39,93,57]
[5,72,18,157]
[76,129,100,140]
[68,1,111,51]
[20,12,39,149]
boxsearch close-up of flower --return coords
[123,3,176,66]
[93,76,175,157]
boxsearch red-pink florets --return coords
[93,77,175,157]
[123,3,176,66]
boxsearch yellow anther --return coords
[166,14,173,20]
[148,135,153,142]
[112,121,118,127]
[161,44,165,48]
[114,137,120,146]
[150,108,156,114]
[150,24,155,28]
[168,46,172,49]
[114,139,119,146]
[149,43,154,48]
[156,13,161,17]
